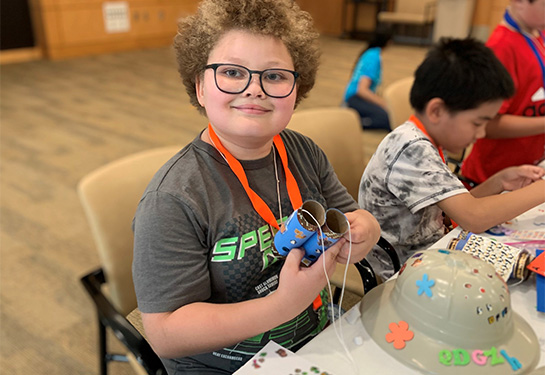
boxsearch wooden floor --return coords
[0,36,427,374]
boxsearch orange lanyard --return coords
[410,115,445,163]
[208,124,303,230]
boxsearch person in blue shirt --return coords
[343,28,393,131]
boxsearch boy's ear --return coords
[195,75,205,107]
[425,98,446,124]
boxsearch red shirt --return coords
[462,25,545,184]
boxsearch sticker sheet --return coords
[233,341,334,375]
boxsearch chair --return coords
[287,107,400,300]
[79,145,184,375]
[382,76,414,129]
[378,0,436,44]
[288,107,364,201]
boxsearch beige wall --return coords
[29,0,508,60]
[30,0,379,60]
[30,0,199,60]
[298,0,380,36]
[471,0,510,40]
[297,0,345,36]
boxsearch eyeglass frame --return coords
[204,63,299,99]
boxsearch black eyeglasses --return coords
[204,63,299,98]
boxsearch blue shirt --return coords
[343,47,382,102]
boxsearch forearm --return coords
[485,114,545,139]
[142,243,340,359]
[469,173,504,197]
[444,180,545,233]
[470,165,545,198]
[143,293,292,358]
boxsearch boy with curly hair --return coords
[132,0,380,373]
[358,38,545,280]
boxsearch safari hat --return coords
[360,248,540,374]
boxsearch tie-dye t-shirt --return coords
[358,121,467,279]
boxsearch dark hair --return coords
[410,38,514,113]
[350,26,393,74]
[366,26,394,51]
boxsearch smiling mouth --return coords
[233,104,271,114]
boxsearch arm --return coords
[437,178,545,233]
[356,76,388,110]
[141,241,343,359]
[484,35,545,139]
[484,114,545,139]
[470,165,545,197]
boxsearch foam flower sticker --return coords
[385,321,414,349]
[416,273,435,297]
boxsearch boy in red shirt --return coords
[462,0,545,184]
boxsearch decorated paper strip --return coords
[447,231,527,281]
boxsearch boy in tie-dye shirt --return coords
[359,38,545,280]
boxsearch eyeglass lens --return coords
[212,64,296,98]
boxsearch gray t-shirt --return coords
[133,128,357,374]
[358,121,467,280]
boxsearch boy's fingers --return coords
[324,239,344,262]
[522,165,545,178]
[533,168,545,178]
[285,248,305,268]
[285,240,346,270]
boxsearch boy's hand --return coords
[275,244,341,316]
[337,209,381,264]
[500,165,545,191]
[274,209,380,320]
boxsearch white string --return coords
[301,208,359,374]
[273,149,283,225]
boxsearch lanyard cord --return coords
[208,124,303,230]
[504,10,545,89]
[410,115,446,163]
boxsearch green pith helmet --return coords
[360,248,540,374]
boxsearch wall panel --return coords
[31,0,199,59]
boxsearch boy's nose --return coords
[244,74,265,97]
[476,126,486,139]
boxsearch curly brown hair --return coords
[173,0,320,114]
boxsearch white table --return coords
[297,204,545,374]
